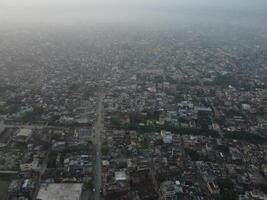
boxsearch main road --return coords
[93,93,105,200]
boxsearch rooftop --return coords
[115,171,127,181]
[17,128,32,137]
[36,183,83,200]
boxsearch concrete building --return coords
[161,130,173,144]
[15,128,33,143]
[36,183,83,200]
[160,181,178,200]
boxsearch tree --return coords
[110,117,121,127]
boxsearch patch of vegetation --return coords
[225,131,267,144]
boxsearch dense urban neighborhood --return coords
[1,26,267,200]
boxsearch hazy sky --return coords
[0,0,267,31]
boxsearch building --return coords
[161,130,173,144]
[115,170,127,181]
[36,183,83,200]
[15,128,33,143]
[20,159,39,171]
[160,181,178,200]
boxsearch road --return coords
[2,124,77,129]
[150,162,160,198]
[93,93,105,200]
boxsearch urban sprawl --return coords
[0,29,267,200]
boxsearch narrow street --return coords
[93,93,105,200]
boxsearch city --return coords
[1,0,267,200]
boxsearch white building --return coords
[161,130,173,144]
[36,183,83,200]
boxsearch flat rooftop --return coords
[17,128,32,137]
[36,183,83,200]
